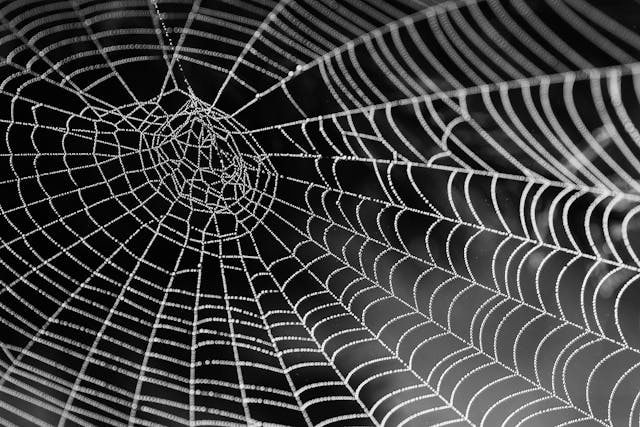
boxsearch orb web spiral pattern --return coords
[2,0,640,426]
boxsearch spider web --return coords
[1,0,640,425]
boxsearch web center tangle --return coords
[151,95,277,242]
[158,107,246,212]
